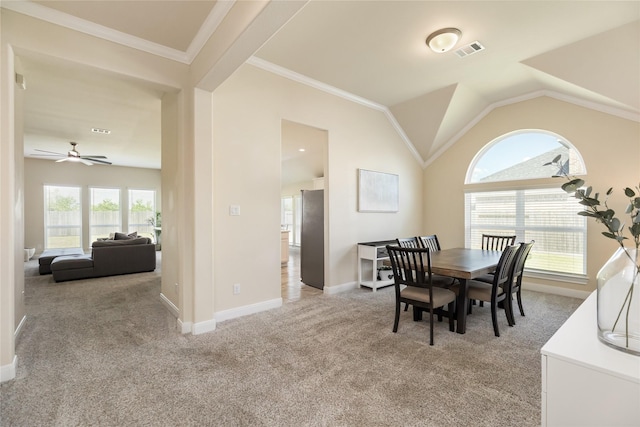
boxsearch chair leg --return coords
[516,289,525,316]
[429,308,434,346]
[404,302,409,312]
[505,296,515,327]
[393,300,401,333]
[491,301,500,337]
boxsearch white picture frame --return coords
[358,169,399,212]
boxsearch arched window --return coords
[465,130,587,277]
[467,130,585,183]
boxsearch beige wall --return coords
[424,96,640,294]
[24,158,161,253]
[211,64,424,311]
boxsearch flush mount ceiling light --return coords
[426,27,462,53]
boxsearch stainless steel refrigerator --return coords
[300,189,324,289]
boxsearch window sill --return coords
[524,269,589,285]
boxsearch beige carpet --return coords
[1,259,582,426]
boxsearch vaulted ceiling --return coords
[4,1,639,184]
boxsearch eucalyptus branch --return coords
[545,154,640,348]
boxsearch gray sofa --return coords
[50,237,156,282]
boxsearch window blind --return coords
[465,187,586,275]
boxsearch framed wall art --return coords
[358,169,399,213]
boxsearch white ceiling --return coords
[6,1,639,183]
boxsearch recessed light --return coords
[91,127,111,135]
[299,148,306,152]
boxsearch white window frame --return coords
[43,185,82,249]
[464,130,588,282]
[128,189,156,240]
[89,187,121,242]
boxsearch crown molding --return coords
[246,56,425,165]
[423,89,640,168]
[185,0,236,63]
[2,0,234,65]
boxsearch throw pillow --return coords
[114,231,138,240]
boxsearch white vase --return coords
[596,247,640,356]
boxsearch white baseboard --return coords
[523,280,591,300]
[0,355,17,383]
[14,315,27,340]
[192,318,216,335]
[215,298,282,323]
[178,319,192,334]
[323,281,358,295]
[159,293,179,317]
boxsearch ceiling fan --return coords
[33,142,112,166]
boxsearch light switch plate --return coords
[229,205,240,216]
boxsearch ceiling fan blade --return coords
[84,158,112,165]
[79,159,94,166]
[34,149,65,155]
[55,158,70,163]
[81,155,107,159]
[32,153,64,157]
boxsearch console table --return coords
[357,240,396,291]
[541,291,640,426]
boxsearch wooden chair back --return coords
[482,234,516,251]
[396,237,420,248]
[418,235,441,252]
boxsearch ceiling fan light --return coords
[426,28,462,53]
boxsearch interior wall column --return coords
[0,43,17,382]
[191,88,215,334]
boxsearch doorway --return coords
[280,120,327,301]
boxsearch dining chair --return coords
[481,234,516,251]
[398,236,451,312]
[451,244,519,337]
[474,233,517,307]
[386,245,456,345]
[418,234,456,288]
[417,235,441,252]
[506,240,535,325]
[396,237,420,248]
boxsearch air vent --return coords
[91,127,111,135]
[455,41,485,58]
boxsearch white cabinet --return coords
[541,291,640,426]
[357,240,396,292]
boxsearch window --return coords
[467,131,585,183]
[44,185,82,249]
[128,189,156,240]
[465,130,587,276]
[281,195,302,246]
[90,188,121,242]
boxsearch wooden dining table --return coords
[429,248,503,334]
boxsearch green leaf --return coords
[606,187,613,196]
[579,197,600,207]
[627,204,634,214]
[634,197,640,208]
[624,187,636,197]
[630,223,640,238]
[611,218,621,231]
[585,186,592,197]
[562,179,584,193]
[602,232,617,239]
